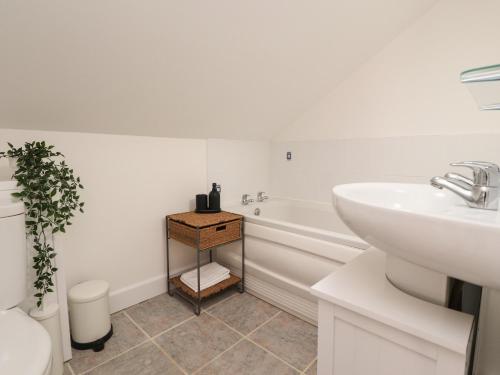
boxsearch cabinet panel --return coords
[333,318,435,375]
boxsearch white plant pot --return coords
[30,303,64,375]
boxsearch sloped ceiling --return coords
[0,0,437,140]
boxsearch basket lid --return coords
[168,211,242,228]
[68,280,110,303]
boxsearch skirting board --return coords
[109,273,168,313]
[109,263,205,313]
[109,263,319,326]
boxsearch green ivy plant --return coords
[0,141,84,308]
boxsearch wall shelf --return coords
[461,64,500,110]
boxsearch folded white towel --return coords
[182,273,231,292]
[181,262,229,282]
[181,273,230,291]
[180,262,230,292]
[181,270,229,289]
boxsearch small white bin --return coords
[68,280,112,352]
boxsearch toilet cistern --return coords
[430,161,500,210]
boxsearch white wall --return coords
[207,139,270,206]
[0,129,207,311]
[271,134,500,203]
[275,0,500,141]
[270,0,500,201]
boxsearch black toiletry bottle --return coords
[208,183,221,211]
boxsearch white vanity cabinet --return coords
[311,250,474,375]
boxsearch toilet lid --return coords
[0,308,52,375]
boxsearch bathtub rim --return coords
[225,197,369,251]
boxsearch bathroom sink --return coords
[333,183,500,290]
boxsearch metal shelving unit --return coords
[165,212,245,315]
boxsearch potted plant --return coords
[0,141,84,308]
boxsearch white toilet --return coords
[0,180,53,375]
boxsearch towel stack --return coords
[180,262,230,292]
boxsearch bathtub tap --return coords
[241,194,254,205]
[257,191,269,202]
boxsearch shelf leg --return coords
[196,228,201,315]
[240,219,245,293]
[210,249,213,263]
[166,217,173,296]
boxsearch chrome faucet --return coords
[241,194,254,205]
[256,191,269,202]
[430,161,500,210]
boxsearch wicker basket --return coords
[169,219,241,250]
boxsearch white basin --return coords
[333,183,500,290]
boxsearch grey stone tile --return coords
[126,293,193,336]
[248,312,317,371]
[87,342,182,375]
[63,363,73,375]
[207,293,280,335]
[155,313,241,373]
[70,312,147,374]
[305,360,317,375]
[197,339,298,375]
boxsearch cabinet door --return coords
[333,318,436,375]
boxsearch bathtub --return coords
[217,198,368,323]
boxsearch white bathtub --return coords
[217,198,368,323]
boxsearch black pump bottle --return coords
[208,183,221,211]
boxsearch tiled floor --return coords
[65,290,317,375]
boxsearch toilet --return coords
[0,180,53,375]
